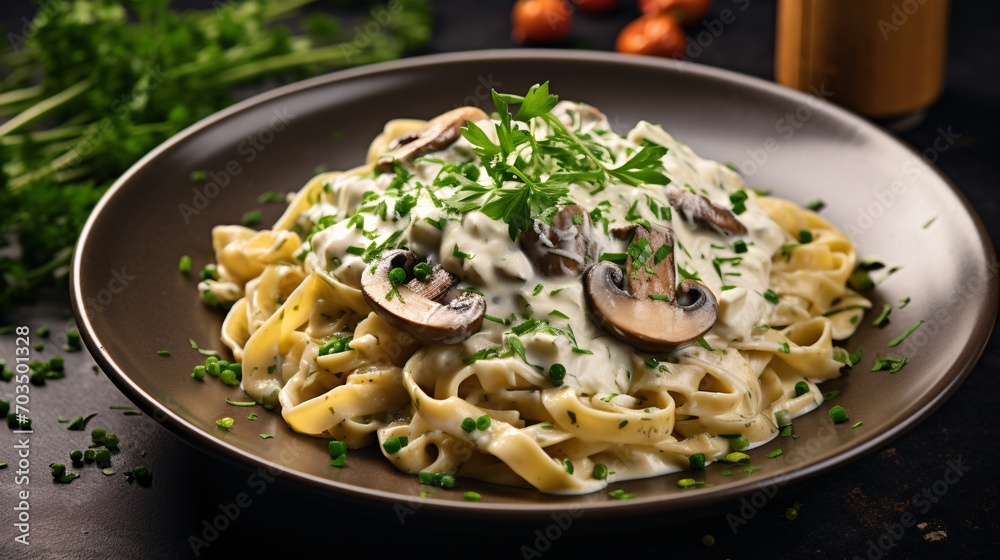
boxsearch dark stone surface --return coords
[1,1,997,558]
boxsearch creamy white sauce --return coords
[307,115,786,399]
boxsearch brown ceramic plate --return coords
[72,50,997,523]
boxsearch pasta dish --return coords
[198,83,870,494]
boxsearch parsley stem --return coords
[0,80,92,138]
[504,164,543,190]
[541,113,605,172]
[0,85,44,108]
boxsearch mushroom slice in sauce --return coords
[361,250,485,344]
[585,225,718,352]
[519,204,595,277]
[376,106,489,172]
[666,184,748,236]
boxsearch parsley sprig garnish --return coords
[447,82,671,240]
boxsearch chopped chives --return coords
[794,381,809,397]
[511,317,541,336]
[329,440,347,458]
[382,436,407,455]
[452,244,474,261]
[822,390,841,401]
[461,417,476,432]
[242,210,262,226]
[872,356,908,373]
[805,199,825,212]
[733,240,748,254]
[563,458,574,474]
[607,489,635,500]
[829,405,849,424]
[888,320,924,347]
[763,289,779,304]
[872,304,892,328]
[725,452,750,463]
[388,267,406,285]
[49,463,66,478]
[418,472,456,488]
[259,433,274,439]
[548,363,566,386]
[463,491,482,501]
[848,347,863,366]
[220,370,239,386]
[851,421,863,429]
[689,453,706,471]
[766,448,783,459]
[412,261,432,281]
[593,463,609,480]
[156,349,171,357]
[653,244,673,264]
[67,413,97,431]
[225,398,255,407]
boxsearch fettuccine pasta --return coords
[199,89,869,494]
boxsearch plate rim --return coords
[71,49,998,519]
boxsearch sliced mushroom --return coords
[519,204,595,277]
[361,250,485,344]
[667,184,747,235]
[376,107,489,172]
[585,225,718,352]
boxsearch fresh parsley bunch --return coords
[0,0,432,312]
